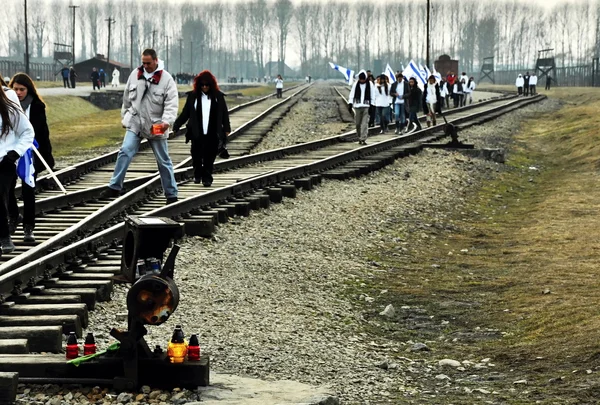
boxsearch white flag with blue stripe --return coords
[432,65,442,83]
[329,62,355,85]
[402,60,426,88]
[17,139,38,188]
[385,64,396,83]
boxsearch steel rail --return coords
[0,94,545,299]
[29,84,312,215]
[22,84,306,194]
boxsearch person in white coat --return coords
[275,74,283,98]
[111,68,120,87]
[348,70,376,145]
[374,75,392,134]
[101,49,179,204]
[464,77,476,104]
[516,74,524,95]
[529,73,537,95]
[0,86,34,253]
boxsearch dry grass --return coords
[372,87,600,402]
[45,84,290,156]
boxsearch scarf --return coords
[137,66,163,85]
[20,94,33,112]
[353,81,371,105]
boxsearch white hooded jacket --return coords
[121,59,178,139]
[516,75,524,87]
[348,70,376,108]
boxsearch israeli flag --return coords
[17,139,38,188]
[329,62,355,85]
[402,60,426,87]
[419,64,429,83]
[432,65,442,83]
[385,64,396,83]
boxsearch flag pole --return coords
[426,0,431,68]
[32,148,67,194]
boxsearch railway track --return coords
[0,89,545,372]
[3,84,311,264]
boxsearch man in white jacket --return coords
[348,70,376,145]
[102,49,179,204]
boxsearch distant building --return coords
[435,55,459,77]
[72,54,132,82]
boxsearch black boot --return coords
[23,225,35,243]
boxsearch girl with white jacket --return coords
[464,77,476,104]
[374,75,392,133]
[516,74,524,95]
[0,86,35,254]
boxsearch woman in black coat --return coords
[8,73,55,243]
[173,70,231,187]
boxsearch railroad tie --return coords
[0,326,62,352]
[0,372,18,405]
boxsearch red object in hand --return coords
[66,332,79,359]
[151,123,165,136]
[187,334,201,361]
[83,332,96,356]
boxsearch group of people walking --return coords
[0,72,54,253]
[0,48,232,254]
[101,48,230,201]
[90,67,121,90]
[348,69,476,144]
[59,66,78,89]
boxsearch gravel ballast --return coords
[14,87,560,404]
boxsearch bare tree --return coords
[274,0,293,76]
[29,0,49,57]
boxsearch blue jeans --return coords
[394,103,406,128]
[108,130,178,198]
[375,106,391,131]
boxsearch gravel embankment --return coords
[14,87,560,404]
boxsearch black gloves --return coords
[1,150,19,170]
[5,150,19,164]
[348,104,353,114]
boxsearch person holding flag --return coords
[0,86,34,254]
[8,73,55,243]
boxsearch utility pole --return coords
[105,17,116,73]
[69,5,79,64]
[152,30,157,49]
[190,40,193,73]
[426,0,431,68]
[179,38,182,74]
[164,35,169,71]
[24,0,30,75]
[129,24,136,69]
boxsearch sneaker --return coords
[0,236,15,254]
[194,178,201,184]
[394,128,398,134]
[99,187,121,199]
[166,197,178,205]
[23,225,35,243]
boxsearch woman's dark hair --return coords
[0,87,18,137]
[0,74,7,87]
[408,77,417,87]
[193,70,220,97]
[9,72,45,106]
